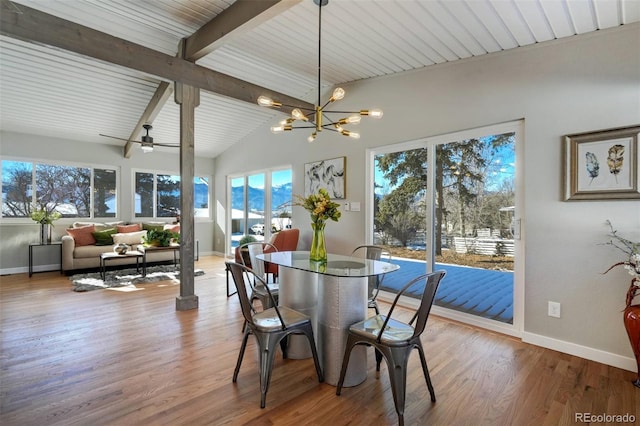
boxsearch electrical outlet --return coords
[343,202,350,211]
[548,301,561,318]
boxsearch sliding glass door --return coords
[228,168,292,255]
[371,121,522,332]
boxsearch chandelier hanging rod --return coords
[257,0,383,143]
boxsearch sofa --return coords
[62,221,180,273]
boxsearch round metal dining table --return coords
[256,250,399,387]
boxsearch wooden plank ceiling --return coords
[1,0,638,158]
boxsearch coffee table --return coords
[100,251,144,280]
[139,244,180,276]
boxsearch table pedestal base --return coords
[279,267,367,387]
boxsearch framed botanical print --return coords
[564,125,640,200]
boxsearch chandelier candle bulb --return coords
[338,115,361,125]
[360,109,384,118]
[292,108,309,121]
[330,87,345,101]
[341,130,360,139]
[271,125,292,134]
[258,96,280,107]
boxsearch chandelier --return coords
[257,0,383,143]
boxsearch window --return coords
[1,159,117,218]
[228,168,292,253]
[156,174,180,217]
[134,171,210,219]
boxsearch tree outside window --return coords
[1,160,116,218]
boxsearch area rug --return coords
[70,264,204,292]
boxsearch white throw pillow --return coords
[112,230,147,245]
[73,221,108,232]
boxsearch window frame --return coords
[1,156,119,223]
[132,168,211,221]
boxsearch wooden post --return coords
[174,80,200,311]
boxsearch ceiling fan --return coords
[99,124,178,153]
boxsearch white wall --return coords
[214,24,640,368]
[0,132,216,273]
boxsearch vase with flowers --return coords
[602,220,640,388]
[293,188,341,263]
[30,202,62,244]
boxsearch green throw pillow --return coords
[92,228,117,246]
[142,223,165,232]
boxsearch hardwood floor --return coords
[1,256,638,425]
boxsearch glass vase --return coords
[40,223,51,244]
[309,222,327,263]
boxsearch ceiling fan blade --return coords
[150,142,180,148]
[99,133,136,143]
[129,140,179,148]
[99,134,178,147]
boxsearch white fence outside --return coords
[452,237,515,257]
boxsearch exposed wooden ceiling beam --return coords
[124,0,300,158]
[123,81,173,158]
[185,0,301,61]
[0,1,312,113]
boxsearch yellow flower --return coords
[292,188,341,225]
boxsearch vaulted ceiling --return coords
[1,0,638,158]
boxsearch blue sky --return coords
[374,140,515,195]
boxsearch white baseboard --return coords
[1,264,59,276]
[1,266,27,276]
[378,290,636,373]
[378,290,522,338]
[523,332,636,372]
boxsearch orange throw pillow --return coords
[66,225,96,246]
[117,224,142,233]
[164,224,180,233]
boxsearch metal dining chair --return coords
[350,245,392,314]
[238,242,279,310]
[226,261,324,408]
[336,270,446,426]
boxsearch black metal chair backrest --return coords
[226,261,324,409]
[351,245,393,314]
[351,245,389,286]
[226,261,284,330]
[239,242,278,281]
[377,270,446,342]
[351,245,384,261]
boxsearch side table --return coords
[29,242,63,277]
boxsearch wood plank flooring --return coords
[1,256,638,425]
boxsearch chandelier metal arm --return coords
[323,110,361,114]
[319,99,333,111]
[279,103,313,110]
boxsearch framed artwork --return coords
[304,156,346,199]
[564,125,640,200]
